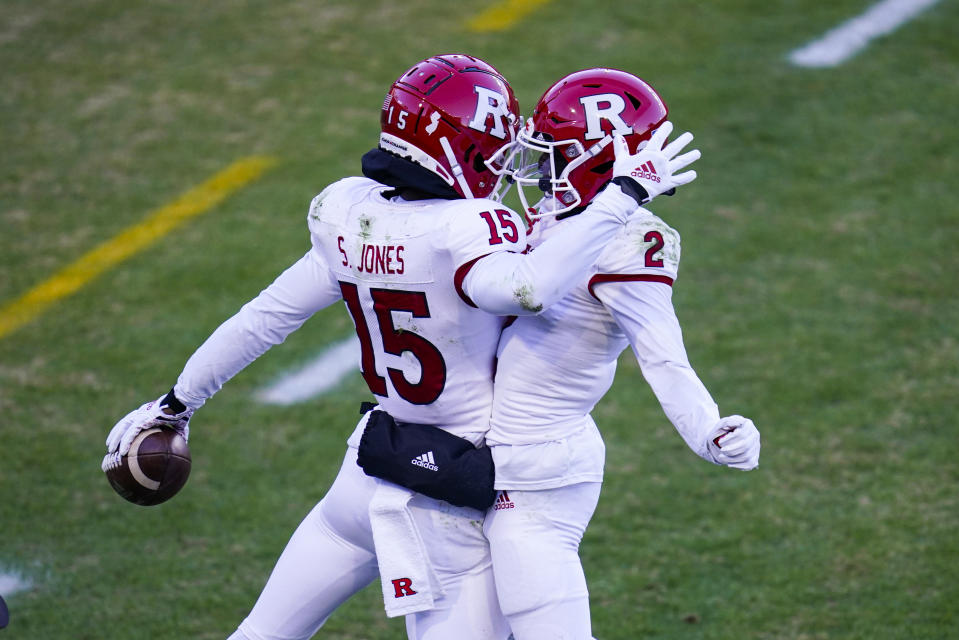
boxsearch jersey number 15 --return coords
[339,282,447,405]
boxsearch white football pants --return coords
[228,447,510,640]
[484,483,602,640]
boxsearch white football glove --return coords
[101,391,193,472]
[610,120,700,205]
[706,415,760,471]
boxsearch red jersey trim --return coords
[454,253,492,308]
[588,273,674,300]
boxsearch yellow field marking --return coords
[466,0,552,32]
[0,155,277,340]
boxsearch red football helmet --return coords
[490,68,668,217]
[378,54,521,199]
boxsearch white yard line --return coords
[0,571,32,597]
[256,336,360,405]
[788,0,940,67]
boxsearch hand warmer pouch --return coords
[357,408,496,511]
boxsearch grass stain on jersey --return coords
[514,285,542,313]
[637,218,681,267]
[358,215,373,239]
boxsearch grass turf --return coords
[1,0,957,638]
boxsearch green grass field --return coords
[2,1,958,638]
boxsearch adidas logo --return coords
[411,451,439,471]
[630,161,661,183]
[493,491,515,510]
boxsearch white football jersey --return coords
[489,208,719,463]
[309,177,527,439]
[176,177,526,443]
[174,177,639,446]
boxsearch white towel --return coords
[369,479,443,617]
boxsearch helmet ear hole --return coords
[590,160,614,174]
[624,91,643,110]
[472,152,488,174]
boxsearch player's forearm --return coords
[173,302,299,409]
[601,282,720,460]
[465,185,636,315]
[629,321,720,460]
[175,252,340,408]
[639,361,720,460]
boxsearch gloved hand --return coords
[611,120,700,205]
[706,415,760,470]
[101,389,193,472]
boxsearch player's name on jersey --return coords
[338,236,405,274]
[333,235,434,284]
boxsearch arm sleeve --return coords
[463,184,637,315]
[174,247,342,409]
[596,280,720,461]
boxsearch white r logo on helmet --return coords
[468,86,511,140]
[579,93,633,140]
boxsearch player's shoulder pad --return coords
[308,177,378,230]
[596,208,681,278]
[440,198,527,259]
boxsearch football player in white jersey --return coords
[101,56,700,640]
[479,69,763,639]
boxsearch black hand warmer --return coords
[356,408,496,511]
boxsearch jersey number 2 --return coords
[339,282,447,405]
[644,231,665,267]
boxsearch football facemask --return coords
[490,68,670,216]
[488,119,615,218]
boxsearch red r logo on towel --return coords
[391,577,417,598]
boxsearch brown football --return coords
[104,426,191,506]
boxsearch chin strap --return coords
[439,136,474,199]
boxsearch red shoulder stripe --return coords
[454,253,492,308]
[587,273,674,300]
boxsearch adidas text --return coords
[631,161,661,183]
[411,451,439,472]
[631,169,661,183]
